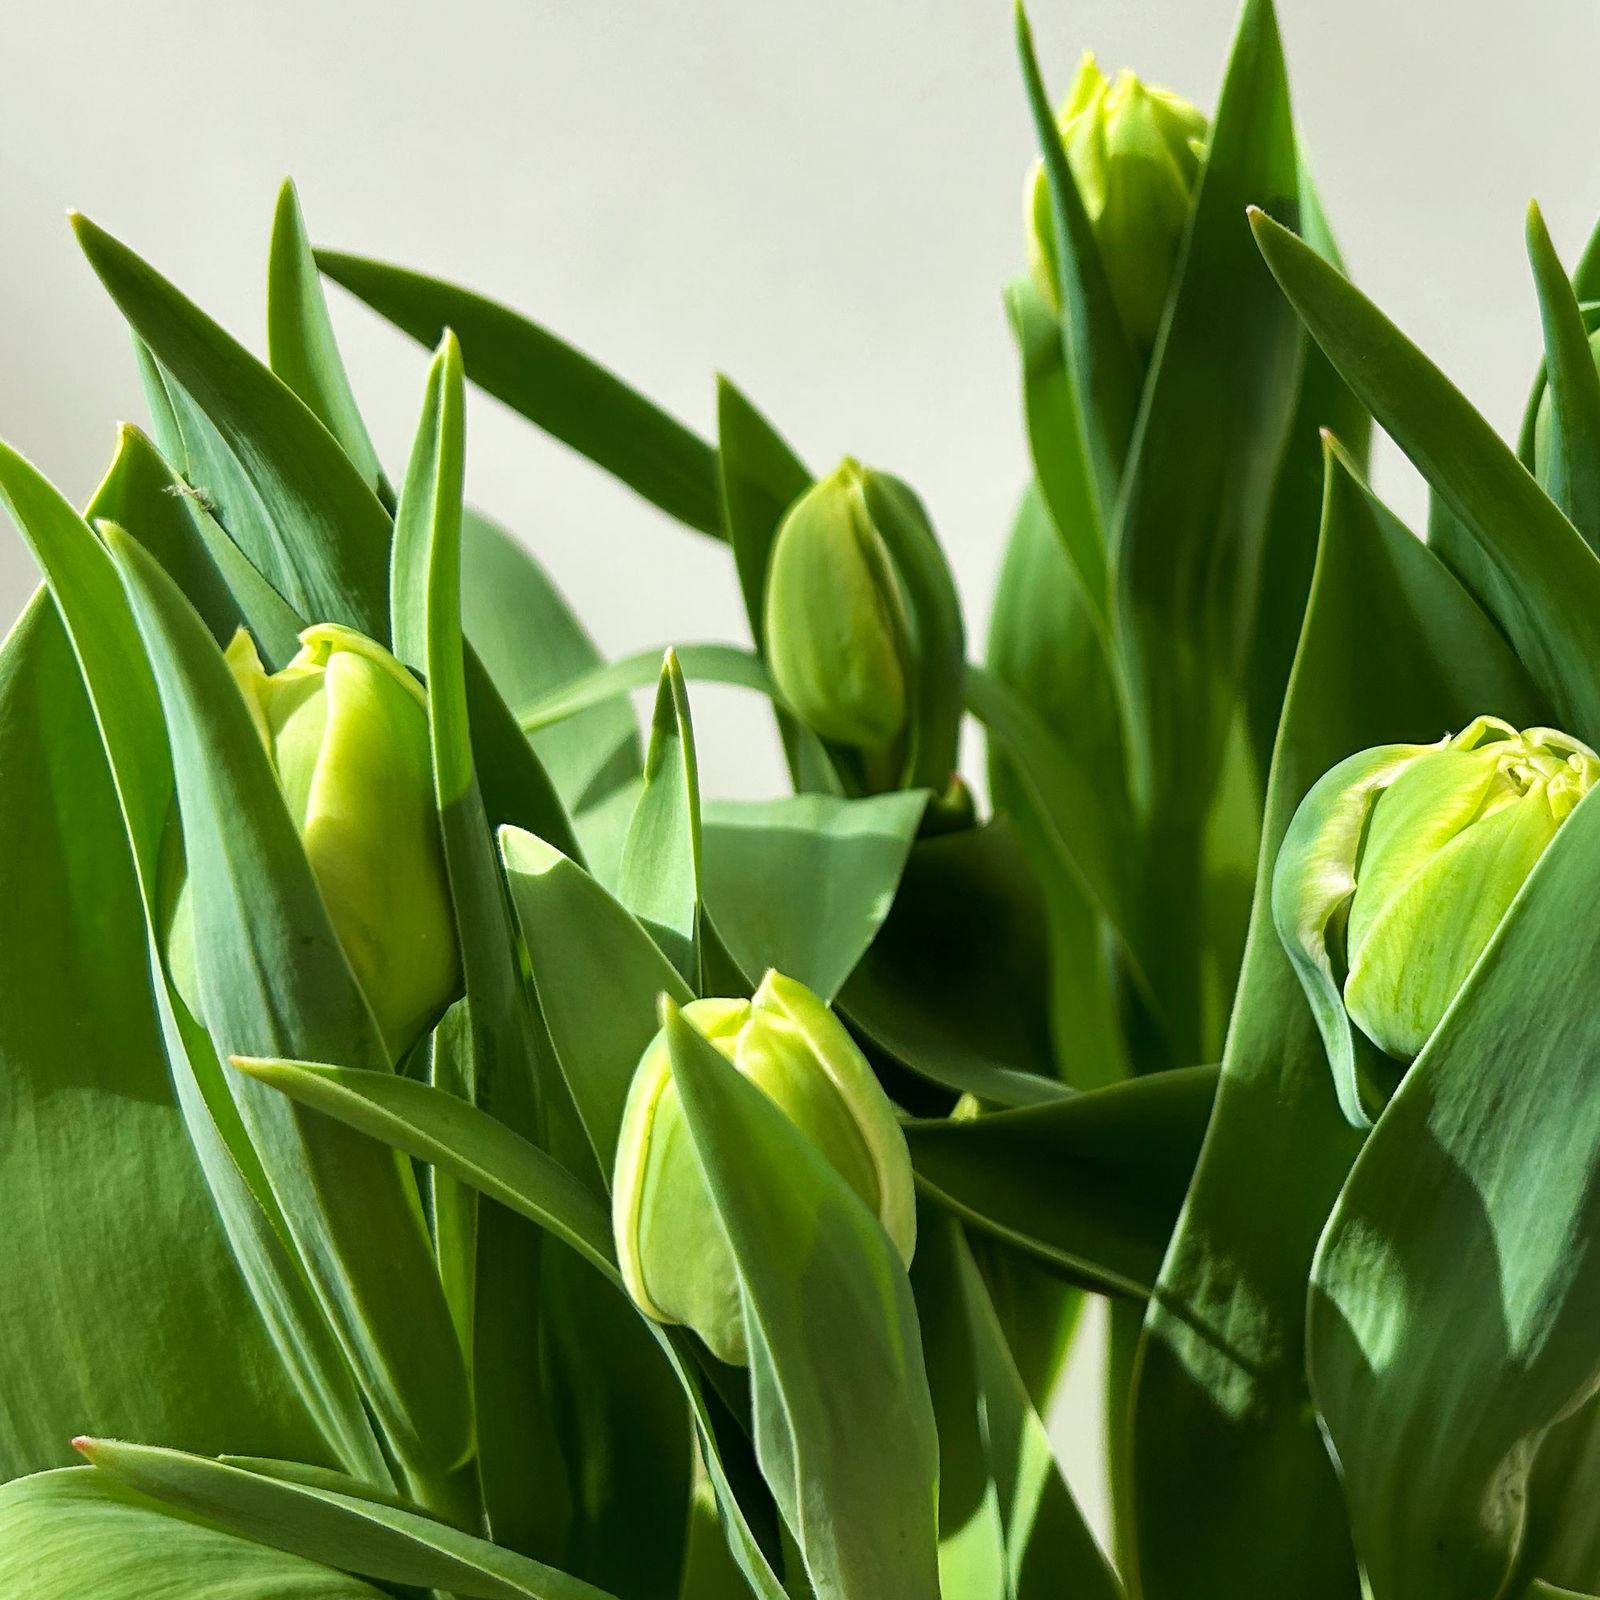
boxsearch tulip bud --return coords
[613,969,916,1365]
[1025,53,1206,355]
[1275,716,1598,1071]
[168,623,460,1060]
[763,458,913,754]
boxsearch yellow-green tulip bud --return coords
[1276,717,1598,1074]
[169,623,460,1060]
[612,969,916,1366]
[763,459,912,754]
[1025,53,1206,355]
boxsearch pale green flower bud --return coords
[1275,717,1598,1076]
[168,623,460,1060]
[612,969,916,1366]
[1025,53,1206,355]
[763,458,913,754]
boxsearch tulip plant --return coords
[7,0,1600,1597]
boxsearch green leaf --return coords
[1129,443,1545,1600]
[1250,208,1600,743]
[518,642,774,733]
[78,1441,615,1600]
[700,789,928,1001]
[907,1067,1217,1298]
[266,181,390,501]
[1307,792,1600,1599]
[73,213,392,640]
[316,249,725,536]
[617,652,703,989]
[501,824,692,1175]
[389,333,572,1555]
[1013,2,1139,519]
[664,1000,942,1600]
[1112,0,1305,1066]
[0,1469,389,1598]
[842,819,1070,1108]
[107,529,472,1510]
[1526,199,1600,551]
[234,1057,617,1281]
[461,508,640,815]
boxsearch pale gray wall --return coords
[3,0,1598,1547]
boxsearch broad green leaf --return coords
[0,449,379,1478]
[665,1001,942,1600]
[842,819,1069,1108]
[1526,200,1600,551]
[1307,788,1600,1599]
[1514,1392,1600,1596]
[316,248,725,536]
[907,1067,1217,1298]
[73,213,392,640]
[1111,0,1305,1067]
[0,596,325,1482]
[700,789,927,1001]
[108,530,473,1511]
[266,181,389,501]
[1013,3,1139,519]
[1129,444,1544,1600]
[1250,208,1600,742]
[501,824,692,1174]
[0,1469,388,1598]
[1002,278,1107,615]
[617,652,703,989]
[986,484,1128,1089]
[389,333,571,1555]
[461,507,640,815]
[234,1057,617,1282]
[519,642,774,733]
[79,1441,615,1600]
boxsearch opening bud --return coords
[167,623,460,1060]
[763,459,913,756]
[612,970,916,1365]
[1275,717,1599,1084]
[1025,53,1206,356]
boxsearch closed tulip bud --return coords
[1025,53,1206,355]
[1276,716,1598,1073]
[168,623,460,1060]
[613,970,916,1365]
[763,459,912,754]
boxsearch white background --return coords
[3,0,1598,1545]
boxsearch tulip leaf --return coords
[699,789,928,1001]
[0,1469,391,1599]
[1003,277,1108,616]
[72,214,393,641]
[518,642,775,732]
[664,1000,943,1600]
[985,485,1129,1089]
[1013,3,1138,520]
[235,1056,617,1281]
[617,652,704,990]
[1129,442,1545,1600]
[77,1441,615,1600]
[390,333,575,1554]
[316,248,725,537]
[1526,200,1600,552]
[461,507,640,815]
[1250,209,1600,743]
[842,818,1070,1108]
[908,1067,1217,1299]
[501,824,693,1175]
[266,181,390,502]
[0,449,384,1479]
[1307,790,1600,1598]
[1514,1392,1600,1595]
[106,529,473,1508]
